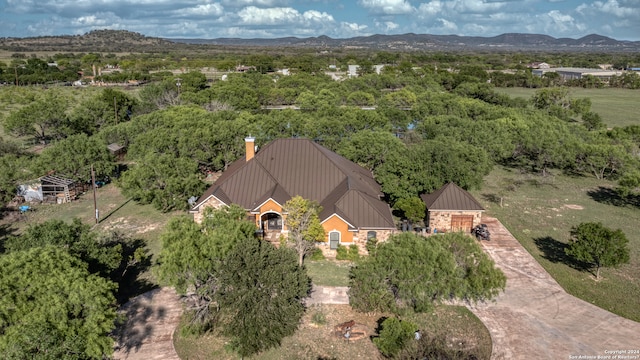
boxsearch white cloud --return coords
[237,6,334,26]
[173,3,224,17]
[221,0,285,8]
[358,0,414,15]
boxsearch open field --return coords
[174,304,492,360]
[470,166,640,322]
[2,184,179,261]
[495,87,640,128]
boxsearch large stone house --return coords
[420,182,484,234]
[190,137,396,253]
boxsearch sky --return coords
[0,0,639,41]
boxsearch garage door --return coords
[451,215,474,233]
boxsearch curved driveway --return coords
[470,217,640,359]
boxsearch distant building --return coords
[527,62,550,69]
[532,67,623,81]
[348,65,359,78]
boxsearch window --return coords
[264,213,282,230]
[367,231,377,241]
[329,231,340,250]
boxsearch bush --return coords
[373,317,417,357]
[309,247,325,261]
[311,309,327,326]
[336,244,360,261]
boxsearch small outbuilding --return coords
[420,182,484,234]
[40,175,83,203]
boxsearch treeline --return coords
[2,62,639,213]
[3,49,640,86]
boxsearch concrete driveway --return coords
[469,217,640,359]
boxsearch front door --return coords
[451,215,474,233]
[329,231,340,250]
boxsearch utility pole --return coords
[91,164,98,224]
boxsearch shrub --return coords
[309,247,325,261]
[373,317,417,357]
[311,309,327,326]
[336,244,360,261]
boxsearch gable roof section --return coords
[420,182,485,211]
[193,138,393,229]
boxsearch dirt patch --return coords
[102,217,160,235]
[563,204,584,210]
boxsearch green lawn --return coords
[470,166,640,321]
[305,259,352,286]
[495,87,640,128]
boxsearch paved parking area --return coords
[470,217,640,359]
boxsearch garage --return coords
[421,182,484,234]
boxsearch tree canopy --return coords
[216,236,311,357]
[0,246,117,359]
[349,232,506,314]
[565,222,630,279]
[155,205,256,329]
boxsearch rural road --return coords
[470,217,640,359]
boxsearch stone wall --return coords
[427,210,482,233]
[192,196,226,224]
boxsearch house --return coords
[420,182,484,234]
[190,137,396,253]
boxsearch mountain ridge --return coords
[1,30,639,52]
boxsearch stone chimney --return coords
[245,136,256,161]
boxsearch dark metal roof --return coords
[420,182,484,211]
[194,138,394,229]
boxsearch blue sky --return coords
[1,0,639,40]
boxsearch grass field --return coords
[470,166,640,322]
[3,184,179,269]
[495,87,640,128]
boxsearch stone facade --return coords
[192,196,226,223]
[427,210,482,233]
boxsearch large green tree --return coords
[33,133,115,181]
[565,222,630,279]
[155,205,256,329]
[118,152,205,212]
[4,219,123,279]
[349,232,506,314]
[0,246,117,359]
[216,236,311,358]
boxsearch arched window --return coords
[329,231,340,250]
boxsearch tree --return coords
[282,196,325,266]
[4,219,123,279]
[155,206,256,330]
[373,317,417,358]
[3,90,71,142]
[393,197,426,226]
[565,222,630,280]
[0,246,117,359]
[349,232,506,314]
[33,133,115,182]
[118,153,205,212]
[216,236,311,357]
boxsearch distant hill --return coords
[1,30,639,53]
[175,33,640,51]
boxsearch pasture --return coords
[495,87,640,128]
